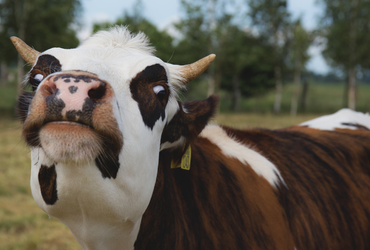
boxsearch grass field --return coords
[184,79,370,114]
[219,82,370,114]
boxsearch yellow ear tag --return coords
[170,146,191,170]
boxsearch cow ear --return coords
[160,95,219,151]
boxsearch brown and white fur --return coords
[14,27,370,250]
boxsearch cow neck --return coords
[30,147,158,250]
[69,217,142,250]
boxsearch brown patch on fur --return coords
[28,55,62,91]
[38,164,58,205]
[136,136,295,249]
[182,96,219,141]
[130,64,169,130]
[137,122,370,249]
[222,125,370,249]
[92,83,123,178]
[160,95,219,161]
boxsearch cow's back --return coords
[223,126,370,250]
[137,126,370,250]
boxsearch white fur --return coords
[200,125,284,187]
[160,136,186,151]
[81,26,155,55]
[300,108,370,131]
[29,27,184,250]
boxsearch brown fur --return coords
[130,64,169,130]
[29,55,62,91]
[136,110,370,249]
[38,164,58,205]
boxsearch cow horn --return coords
[10,36,40,65]
[180,54,216,84]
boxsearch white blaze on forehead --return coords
[81,27,154,55]
[300,108,370,131]
[200,125,284,187]
[41,27,186,103]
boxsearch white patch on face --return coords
[200,125,285,187]
[300,108,370,131]
[26,28,188,250]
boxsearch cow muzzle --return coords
[23,71,123,163]
[43,71,106,125]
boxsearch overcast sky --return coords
[79,0,329,74]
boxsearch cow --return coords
[12,27,370,250]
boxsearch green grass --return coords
[0,119,80,250]
[0,70,19,117]
[218,82,370,114]
[0,84,18,116]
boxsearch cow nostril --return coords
[88,82,106,101]
[41,80,57,97]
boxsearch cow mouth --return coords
[23,117,94,147]
[38,120,103,163]
[23,116,123,165]
[45,120,92,129]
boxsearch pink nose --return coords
[42,71,107,124]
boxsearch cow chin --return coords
[39,122,103,163]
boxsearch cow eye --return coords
[153,85,166,97]
[33,74,44,84]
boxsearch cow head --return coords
[13,27,217,249]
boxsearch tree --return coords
[319,0,370,110]
[0,0,81,85]
[174,0,223,97]
[289,20,312,116]
[247,0,291,114]
[174,0,276,110]
[93,0,174,62]
[219,27,275,111]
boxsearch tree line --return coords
[1,0,370,113]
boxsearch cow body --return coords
[136,124,370,250]
[12,27,370,250]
